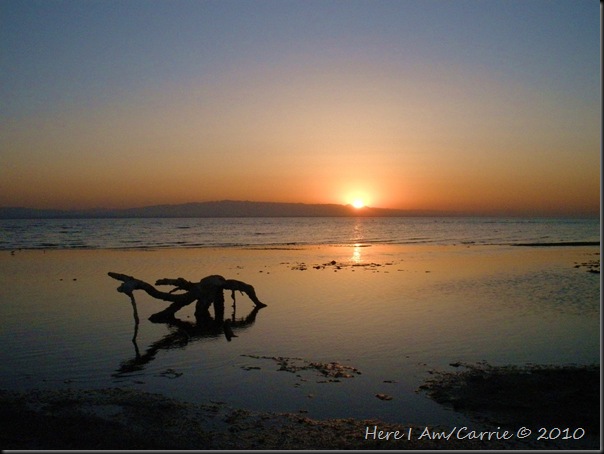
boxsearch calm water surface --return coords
[0,216,599,250]
[0,218,599,426]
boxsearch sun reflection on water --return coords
[351,243,362,264]
[350,218,365,264]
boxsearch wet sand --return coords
[1,365,599,451]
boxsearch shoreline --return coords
[512,241,599,247]
[2,240,600,256]
[2,239,600,252]
[2,360,599,450]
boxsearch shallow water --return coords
[0,244,599,426]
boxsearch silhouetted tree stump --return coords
[108,272,266,327]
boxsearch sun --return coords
[352,199,365,209]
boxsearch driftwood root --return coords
[108,272,266,325]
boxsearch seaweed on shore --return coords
[2,384,599,450]
[418,362,600,434]
[240,355,361,382]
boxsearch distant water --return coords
[0,217,599,250]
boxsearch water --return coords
[0,217,599,427]
[0,216,599,250]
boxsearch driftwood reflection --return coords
[114,302,263,377]
[129,293,141,357]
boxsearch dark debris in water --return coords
[573,258,600,273]
[290,259,396,272]
[156,368,183,379]
[241,355,361,382]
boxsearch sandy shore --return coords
[1,363,599,451]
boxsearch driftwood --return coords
[108,272,266,336]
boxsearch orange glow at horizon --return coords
[0,49,598,216]
[0,2,599,218]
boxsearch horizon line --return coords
[0,199,599,219]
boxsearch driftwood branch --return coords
[108,272,266,331]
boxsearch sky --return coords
[0,0,600,216]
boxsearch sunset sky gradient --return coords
[1,0,600,216]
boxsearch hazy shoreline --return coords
[0,201,454,219]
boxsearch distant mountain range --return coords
[0,200,444,219]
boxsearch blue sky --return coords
[2,0,598,115]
